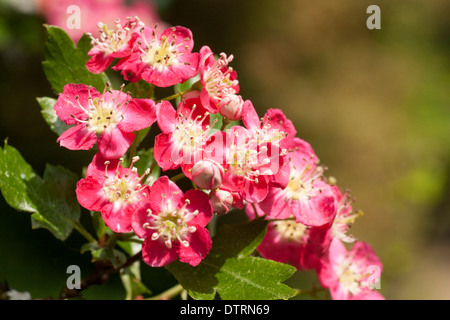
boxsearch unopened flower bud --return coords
[191,159,224,190]
[209,189,234,215]
[218,94,244,120]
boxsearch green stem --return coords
[72,221,97,244]
[157,80,201,103]
[146,84,155,99]
[133,82,143,98]
[147,284,184,300]
[220,118,232,131]
[170,172,186,182]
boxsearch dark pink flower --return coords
[199,46,240,114]
[114,25,200,87]
[76,154,150,233]
[257,220,317,270]
[317,238,384,300]
[210,125,287,203]
[246,137,337,227]
[131,176,213,267]
[242,101,297,188]
[330,185,362,243]
[86,17,145,74]
[54,83,156,159]
[153,96,211,171]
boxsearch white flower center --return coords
[272,220,309,242]
[102,158,149,204]
[143,197,198,249]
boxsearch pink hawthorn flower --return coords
[86,17,145,74]
[330,185,362,243]
[76,153,150,233]
[246,137,337,227]
[114,25,200,87]
[153,95,211,171]
[241,101,297,187]
[54,83,156,159]
[257,219,319,270]
[317,238,384,300]
[199,46,240,114]
[206,125,287,203]
[131,176,213,267]
[242,101,297,149]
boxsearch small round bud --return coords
[218,94,244,121]
[191,159,224,190]
[209,189,234,215]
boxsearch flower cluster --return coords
[53,17,383,300]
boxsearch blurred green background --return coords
[0,0,449,299]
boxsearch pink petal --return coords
[263,109,297,140]
[350,242,383,272]
[131,202,152,239]
[57,124,97,151]
[350,290,385,300]
[153,133,179,171]
[178,226,212,266]
[292,137,318,164]
[241,100,260,129]
[119,98,157,132]
[113,53,145,82]
[101,202,134,233]
[86,153,122,182]
[169,53,200,83]
[269,156,290,189]
[161,26,194,53]
[75,176,109,212]
[86,47,115,74]
[257,187,292,220]
[142,235,179,267]
[200,88,215,113]
[148,176,184,213]
[142,65,181,88]
[241,175,269,203]
[54,84,100,125]
[97,127,135,159]
[257,223,303,268]
[327,238,348,269]
[183,190,213,227]
[156,101,177,134]
[178,95,210,129]
[293,181,337,227]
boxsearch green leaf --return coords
[37,96,69,136]
[29,164,81,240]
[167,219,297,300]
[0,140,39,212]
[42,25,109,93]
[0,141,81,240]
[123,80,154,99]
[174,74,200,105]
